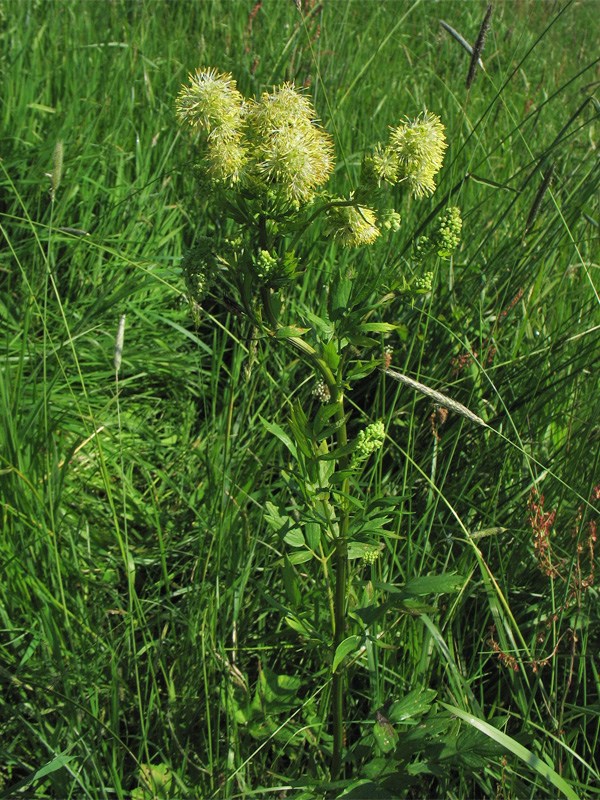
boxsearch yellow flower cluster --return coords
[176,69,333,201]
[176,70,449,248]
[326,202,380,248]
[374,112,447,197]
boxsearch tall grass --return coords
[1,1,599,797]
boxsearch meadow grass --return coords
[1,0,600,797]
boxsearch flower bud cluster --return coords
[413,271,433,293]
[352,421,386,465]
[254,249,278,279]
[361,547,381,566]
[181,238,218,303]
[432,207,462,254]
[379,209,402,232]
[312,379,331,404]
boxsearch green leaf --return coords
[329,270,352,320]
[374,710,399,753]
[402,573,465,596]
[261,665,302,706]
[285,550,314,565]
[276,325,310,338]
[284,527,305,547]
[337,780,395,799]
[305,522,321,550]
[302,309,335,339]
[357,322,398,333]
[317,441,356,461]
[259,415,297,459]
[289,402,314,457]
[347,360,380,381]
[347,541,384,560]
[320,339,340,371]
[282,553,301,607]
[440,703,580,800]
[352,601,389,626]
[0,755,76,797]
[388,689,437,722]
[313,400,341,434]
[332,634,364,672]
[347,334,380,348]
[317,413,353,442]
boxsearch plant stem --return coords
[261,268,348,779]
[330,382,350,780]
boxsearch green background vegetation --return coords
[1,0,599,797]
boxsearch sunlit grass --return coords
[1,1,599,797]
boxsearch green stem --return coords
[260,261,348,780]
[330,381,350,781]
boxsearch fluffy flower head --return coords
[389,112,447,197]
[176,67,245,139]
[326,202,380,247]
[246,83,334,203]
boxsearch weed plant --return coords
[1,1,600,798]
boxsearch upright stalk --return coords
[330,382,350,780]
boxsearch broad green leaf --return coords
[320,339,340,371]
[284,527,305,547]
[302,309,335,339]
[1,755,76,797]
[440,703,579,800]
[388,689,437,722]
[329,271,352,320]
[282,553,301,607]
[313,400,342,436]
[261,665,302,706]
[263,501,288,532]
[317,441,356,461]
[347,541,384,560]
[286,550,314,564]
[333,634,364,672]
[289,404,314,457]
[347,334,380,348]
[338,779,394,799]
[352,601,389,626]
[259,415,297,459]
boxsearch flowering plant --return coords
[176,67,460,779]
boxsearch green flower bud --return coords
[413,235,432,266]
[413,271,433,293]
[356,156,380,201]
[181,238,218,304]
[255,249,278,279]
[432,207,462,255]
[373,143,400,184]
[352,421,386,465]
[379,208,402,232]
[361,547,381,566]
